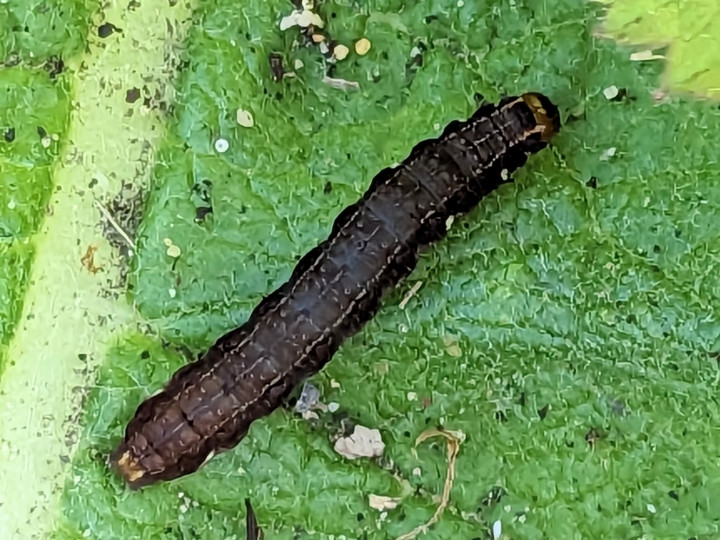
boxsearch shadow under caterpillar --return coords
[110,92,561,488]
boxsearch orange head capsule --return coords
[521,92,561,143]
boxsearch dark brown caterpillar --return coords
[110,93,561,488]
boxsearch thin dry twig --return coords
[93,198,137,251]
[396,428,463,540]
[399,281,423,309]
[322,75,360,91]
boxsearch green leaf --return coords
[2,0,720,538]
[0,0,92,64]
[0,66,71,362]
[597,0,720,99]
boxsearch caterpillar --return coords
[110,92,561,488]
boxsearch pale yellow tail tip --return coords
[113,450,145,483]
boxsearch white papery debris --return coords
[334,425,384,459]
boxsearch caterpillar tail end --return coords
[521,92,561,142]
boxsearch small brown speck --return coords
[81,245,103,274]
[125,88,141,103]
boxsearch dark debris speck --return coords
[44,56,65,79]
[537,403,549,419]
[609,88,629,102]
[98,22,121,38]
[585,427,603,446]
[480,485,507,507]
[268,52,286,82]
[3,128,15,143]
[195,206,212,222]
[125,87,141,103]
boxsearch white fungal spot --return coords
[368,494,401,511]
[236,108,254,128]
[327,401,340,412]
[333,425,384,459]
[333,44,350,60]
[214,138,229,153]
[355,37,371,56]
[599,147,616,161]
[630,49,664,61]
[279,9,324,31]
[647,503,657,513]
[492,519,502,540]
[603,85,619,100]
[166,244,181,258]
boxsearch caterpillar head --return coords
[521,92,561,143]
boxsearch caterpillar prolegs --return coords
[110,92,561,488]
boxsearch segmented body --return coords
[110,93,560,488]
